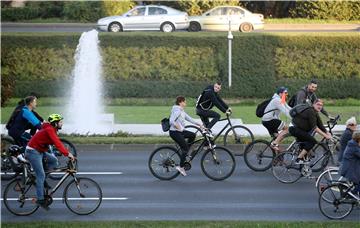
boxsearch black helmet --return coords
[8,145,22,157]
[8,145,23,173]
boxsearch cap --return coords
[346,116,357,126]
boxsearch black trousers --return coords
[196,108,220,129]
[289,126,317,151]
[169,130,196,167]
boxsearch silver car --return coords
[97,5,189,32]
[188,6,264,32]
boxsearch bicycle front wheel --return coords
[148,146,181,180]
[244,140,275,171]
[3,178,39,216]
[1,136,17,180]
[224,125,254,156]
[272,151,302,184]
[201,146,236,181]
[49,139,77,180]
[64,177,102,215]
[319,184,354,220]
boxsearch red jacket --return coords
[28,123,69,156]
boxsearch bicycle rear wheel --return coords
[148,146,181,180]
[1,136,17,180]
[224,125,254,156]
[49,139,77,180]
[64,177,102,215]
[316,167,343,197]
[272,151,302,184]
[319,184,354,220]
[201,146,235,181]
[3,178,39,216]
[244,140,275,171]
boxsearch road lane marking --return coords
[1,197,128,201]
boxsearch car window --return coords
[129,7,146,16]
[226,8,244,16]
[208,8,225,16]
[148,7,167,15]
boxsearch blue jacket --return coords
[8,106,41,139]
[338,128,354,162]
[340,139,360,184]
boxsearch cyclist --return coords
[7,96,42,147]
[196,81,231,133]
[25,114,75,210]
[339,131,360,195]
[289,99,332,164]
[338,117,357,163]
[261,86,291,152]
[170,96,204,176]
[290,79,329,117]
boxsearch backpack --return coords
[6,105,23,130]
[256,98,276,118]
[289,103,311,118]
[161,117,170,132]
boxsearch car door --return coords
[147,7,168,30]
[122,6,146,30]
[201,7,227,31]
[226,7,246,30]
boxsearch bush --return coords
[63,1,103,22]
[1,6,40,21]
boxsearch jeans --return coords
[169,130,196,167]
[25,149,58,200]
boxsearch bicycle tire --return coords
[316,167,343,198]
[272,151,302,184]
[310,143,330,173]
[244,139,275,171]
[48,139,77,180]
[201,146,236,181]
[223,125,254,156]
[1,136,18,180]
[64,177,102,215]
[148,146,181,180]
[3,177,39,216]
[319,183,354,220]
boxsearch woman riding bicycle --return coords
[25,114,75,210]
[169,96,203,176]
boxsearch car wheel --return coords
[108,22,122,32]
[188,21,201,32]
[161,22,174,33]
[240,23,253,32]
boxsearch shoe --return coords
[295,158,309,165]
[36,199,50,211]
[175,166,187,176]
[270,143,280,152]
[202,129,214,139]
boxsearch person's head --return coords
[276,86,288,97]
[214,81,222,93]
[352,131,360,145]
[175,96,186,108]
[307,79,318,93]
[48,113,64,129]
[24,96,37,110]
[312,99,323,112]
[346,116,357,131]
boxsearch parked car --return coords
[97,5,189,32]
[188,6,264,32]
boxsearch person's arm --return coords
[184,112,202,127]
[32,111,44,122]
[316,113,327,133]
[22,108,41,130]
[296,89,306,105]
[47,128,69,156]
[274,99,291,118]
[210,92,228,113]
[314,113,331,139]
[169,109,182,130]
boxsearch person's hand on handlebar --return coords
[68,153,76,161]
[226,108,232,115]
[324,132,332,140]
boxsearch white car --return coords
[97,5,189,33]
[188,6,264,32]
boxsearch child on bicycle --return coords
[25,114,75,210]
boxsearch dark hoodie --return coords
[340,139,360,184]
[196,85,228,113]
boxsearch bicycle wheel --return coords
[201,146,236,181]
[3,178,39,216]
[223,125,254,156]
[49,139,77,180]
[244,140,275,171]
[319,184,354,220]
[1,136,17,180]
[272,151,302,184]
[316,168,344,199]
[310,143,329,173]
[148,146,181,180]
[64,177,102,215]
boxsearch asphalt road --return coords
[1,144,359,222]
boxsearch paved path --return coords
[1,145,359,222]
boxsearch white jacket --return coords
[169,105,198,132]
[262,93,291,122]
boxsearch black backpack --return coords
[288,88,306,108]
[256,98,276,118]
[161,117,170,132]
[6,105,23,130]
[289,103,311,118]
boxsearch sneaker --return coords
[175,166,187,176]
[270,143,280,152]
[295,158,309,165]
[202,129,214,139]
[36,199,50,211]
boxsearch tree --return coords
[102,0,135,16]
[177,0,240,16]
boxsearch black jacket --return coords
[292,107,327,133]
[296,86,328,117]
[196,85,228,113]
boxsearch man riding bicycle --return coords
[196,81,231,134]
[25,114,75,210]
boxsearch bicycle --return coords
[148,129,236,181]
[1,135,77,180]
[185,113,254,156]
[3,158,102,216]
[319,181,359,219]
[316,167,344,199]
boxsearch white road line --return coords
[1,197,128,201]
[1,172,123,175]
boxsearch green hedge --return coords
[2,33,360,100]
